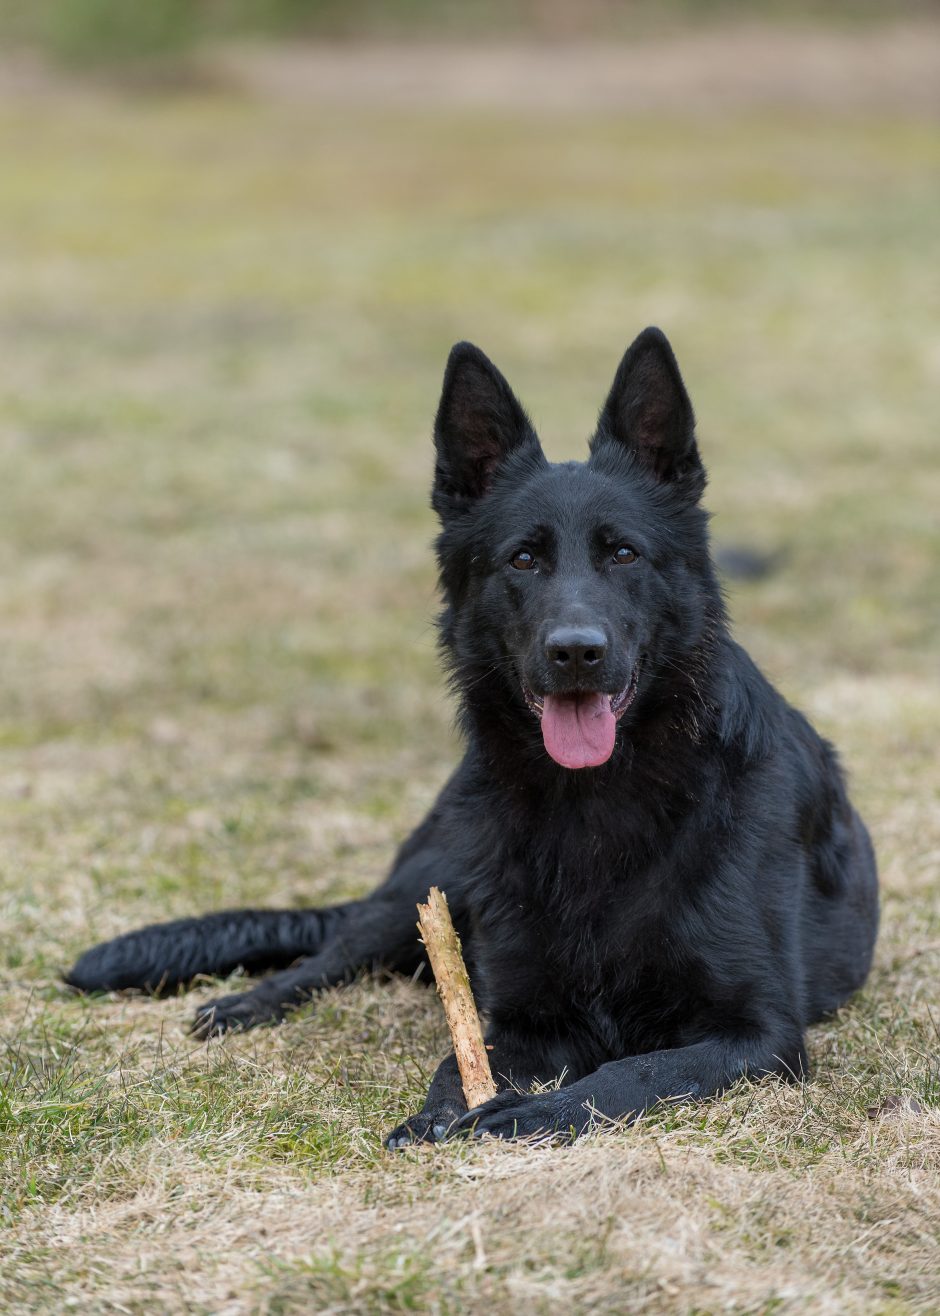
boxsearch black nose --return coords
[545,626,608,672]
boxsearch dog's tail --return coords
[64,904,357,994]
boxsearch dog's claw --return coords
[384,1116,437,1149]
[190,990,287,1038]
[384,1105,465,1149]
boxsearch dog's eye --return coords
[613,545,639,565]
[510,550,537,571]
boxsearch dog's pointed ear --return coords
[433,342,541,519]
[592,327,704,496]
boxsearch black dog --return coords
[67,328,879,1144]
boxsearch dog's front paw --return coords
[454,1088,588,1142]
[190,988,287,1038]
[384,1102,464,1150]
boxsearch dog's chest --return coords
[472,832,686,1045]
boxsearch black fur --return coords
[66,328,878,1144]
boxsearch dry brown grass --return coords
[1,27,939,1314]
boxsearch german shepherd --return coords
[68,328,879,1144]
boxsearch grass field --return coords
[1,30,939,1313]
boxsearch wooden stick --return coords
[417,886,496,1109]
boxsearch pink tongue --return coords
[541,692,616,769]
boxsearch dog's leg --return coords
[190,896,428,1035]
[64,903,363,995]
[452,1028,807,1141]
[383,1053,468,1148]
[384,1028,576,1148]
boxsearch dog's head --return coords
[433,328,720,770]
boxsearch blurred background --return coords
[1,3,939,1306]
[1,0,938,960]
[1,0,938,953]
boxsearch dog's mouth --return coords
[522,663,640,770]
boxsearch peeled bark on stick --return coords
[416,886,496,1109]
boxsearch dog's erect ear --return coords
[433,342,541,518]
[592,327,703,495]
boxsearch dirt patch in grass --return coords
[4,24,940,115]
[218,25,940,116]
